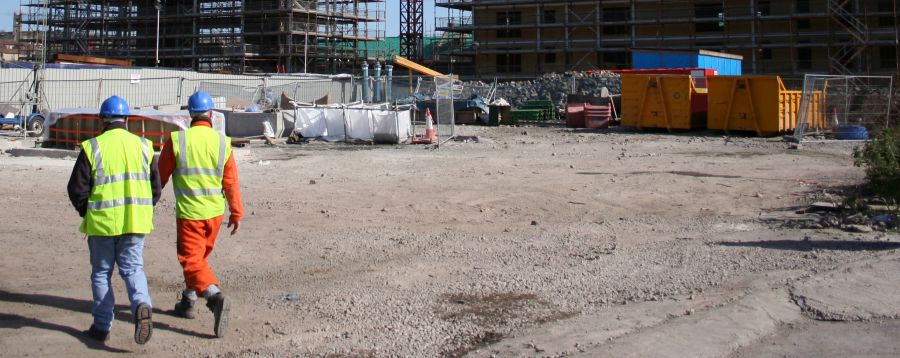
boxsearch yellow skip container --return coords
[620,74,706,131]
[707,76,825,136]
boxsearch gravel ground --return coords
[0,126,896,357]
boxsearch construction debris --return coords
[467,72,621,109]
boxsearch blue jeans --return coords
[88,234,152,331]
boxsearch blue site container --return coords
[632,49,743,76]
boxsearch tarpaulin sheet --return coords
[293,105,411,144]
[46,108,225,141]
[324,108,347,142]
[295,107,328,138]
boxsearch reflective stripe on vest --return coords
[87,197,154,210]
[175,130,226,180]
[174,188,224,197]
[171,127,230,220]
[80,130,155,236]
[89,136,151,188]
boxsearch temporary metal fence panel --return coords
[294,80,339,104]
[193,80,266,109]
[96,77,184,108]
[434,75,456,146]
[348,74,412,104]
[40,77,102,111]
[266,77,306,103]
[40,77,182,109]
[2,68,357,116]
[42,68,199,109]
[331,79,355,104]
[0,69,37,122]
[0,68,33,103]
[267,81,299,103]
[263,78,340,104]
[39,69,270,110]
[794,74,894,141]
[390,81,414,101]
[389,77,428,102]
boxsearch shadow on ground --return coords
[0,289,215,344]
[718,240,900,252]
[0,312,131,353]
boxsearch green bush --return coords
[853,128,900,205]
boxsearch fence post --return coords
[95,78,104,107]
[177,77,185,105]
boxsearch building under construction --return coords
[17,0,385,74]
[436,0,900,79]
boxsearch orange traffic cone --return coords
[424,107,437,141]
[413,107,438,144]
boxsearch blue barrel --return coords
[833,125,869,140]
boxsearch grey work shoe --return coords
[206,293,230,338]
[134,303,153,345]
[173,294,197,319]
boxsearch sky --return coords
[1,0,17,31]
[387,1,439,36]
[0,0,439,36]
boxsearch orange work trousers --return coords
[176,215,223,295]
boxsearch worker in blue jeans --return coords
[86,235,153,342]
[67,96,162,344]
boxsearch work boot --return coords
[86,324,110,342]
[173,294,197,319]
[134,303,153,345]
[206,293,231,338]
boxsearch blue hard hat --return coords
[187,91,214,113]
[99,95,129,117]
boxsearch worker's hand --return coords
[228,220,241,236]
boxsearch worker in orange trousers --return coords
[159,91,243,338]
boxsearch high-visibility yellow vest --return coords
[171,126,232,220]
[80,129,155,236]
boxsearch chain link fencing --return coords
[794,74,894,141]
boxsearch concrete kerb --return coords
[6,147,80,159]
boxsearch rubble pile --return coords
[761,200,897,233]
[468,71,622,109]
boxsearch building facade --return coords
[436,0,900,79]
[0,32,20,63]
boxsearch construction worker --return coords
[158,91,243,338]
[67,95,160,344]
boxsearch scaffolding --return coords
[430,0,474,75]
[434,0,900,80]
[17,0,386,74]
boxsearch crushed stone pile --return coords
[466,71,621,109]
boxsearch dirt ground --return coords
[1,126,898,357]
